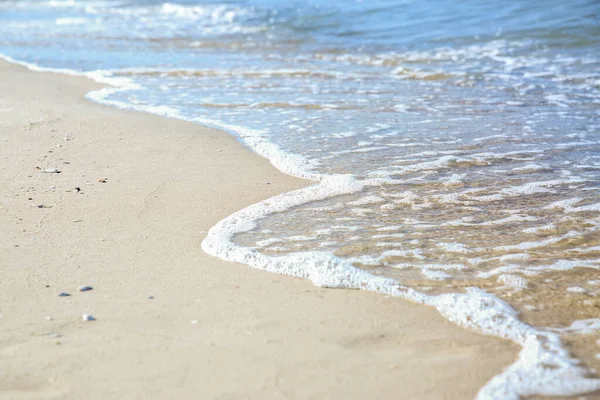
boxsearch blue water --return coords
[1,0,600,395]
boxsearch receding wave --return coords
[2,0,600,397]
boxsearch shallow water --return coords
[1,0,599,397]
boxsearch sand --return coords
[0,59,518,399]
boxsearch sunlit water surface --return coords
[1,0,599,379]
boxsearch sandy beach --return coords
[0,60,519,399]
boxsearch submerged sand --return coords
[0,60,518,399]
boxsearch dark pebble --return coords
[58,292,70,297]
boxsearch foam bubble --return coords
[497,274,528,291]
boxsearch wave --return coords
[112,67,367,80]
[2,42,600,399]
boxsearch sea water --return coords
[1,0,599,398]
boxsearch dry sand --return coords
[0,60,519,399]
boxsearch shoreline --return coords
[0,59,520,399]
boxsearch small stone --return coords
[58,292,70,297]
[44,168,61,174]
[98,178,107,183]
[46,316,53,321]
[78,285,93,292]
[148,296,154,300]
[190,320,198,324]
[82,314,95,321]
[75,187,81,192]
[36,204,45,208]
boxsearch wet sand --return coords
[0,60,518,399]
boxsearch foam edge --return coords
[3,52,599,400]
[201,175,600,400]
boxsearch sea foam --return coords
[2,2,599,394]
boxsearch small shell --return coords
[82,314,96,321]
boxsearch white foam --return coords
[383,249,425,260]
[499,254,531,262]
[569,203,600,213]
[328,146,389,156]
[203,191,600,397]
[498,274,528,291]
[467,179,585,203]
[489,231,580,252]
[422,269,451,280]
[545,94,571,107]
[545,197,582,210]
[511,163,547,172]
[5,53,600,399]
[552,319,600,334]
[55,17,89,25]
[432,289,600,399]
[0,56,325,182]
[347,195,385,206]
[372,233,405,239]
[522,223,556,234]
[443,173,467,186]
[437,242,472,254]
[569,246,600,254]
[479,259,600,279]
[566,286,587,294]
[391,262,465,272]
[254,237,283,247]
[480,214,538,226]
[376,225,405,231]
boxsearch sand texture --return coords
[0,60,518,399]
